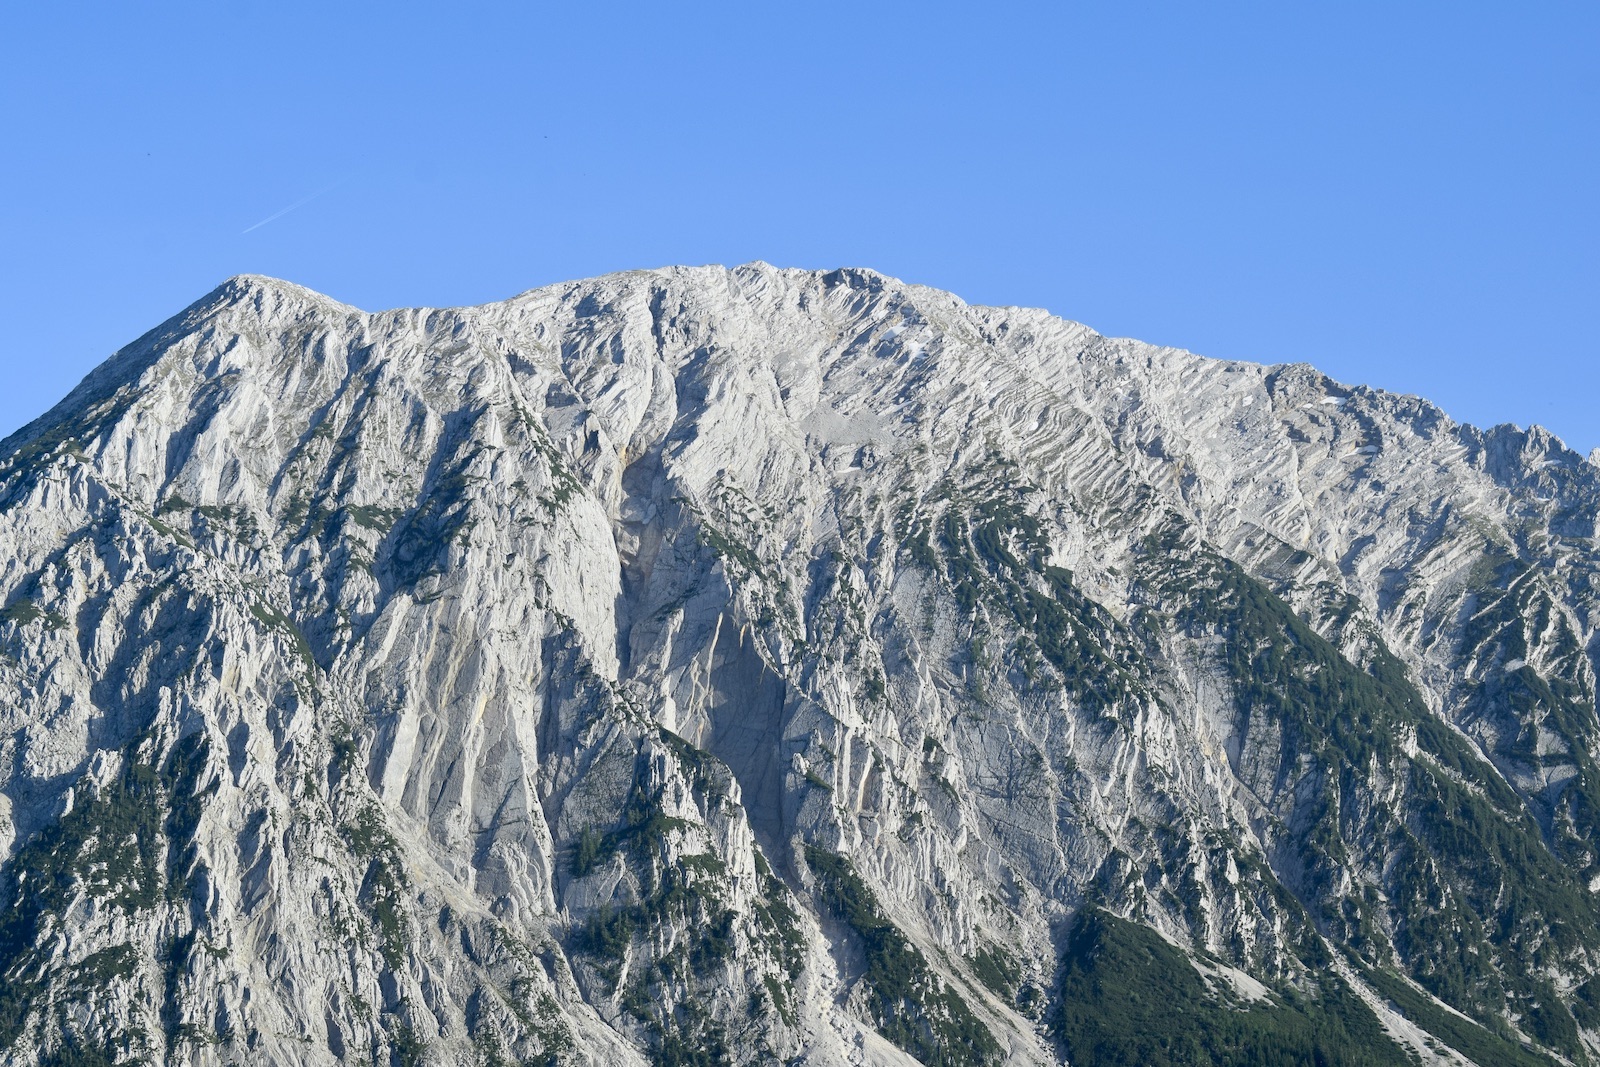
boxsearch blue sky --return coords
[3,3,1596,452]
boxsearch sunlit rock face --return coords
[1,264,1597,1066]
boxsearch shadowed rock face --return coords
[0,264,1597,1066]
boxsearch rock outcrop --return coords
[1,264,1597,1066]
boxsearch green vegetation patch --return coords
[750,852,805,1025]
[1052,909,1410,1067]
[1359,963,1557,1067]
[568,785,730,978]
[655,727,733,801]
[968,944,1020,1001]
[1143,529,1422,772]
[386,443,486,588]
[346,504,401,534]
[0,729,216,1053]
[0,598,66,630]
[248,599,316,675]
[1142,522,1600,1059]
[569,860,738,1061]
[339,803,411,971]
[162,732,216,901]
[1458,566,1600,884]
[805,844,999,1067]
[0,600,41,626]
[899,476,1151,713]
[565,739,801,1065]
[567,779,694,880]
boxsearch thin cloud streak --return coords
[241,180,345,234]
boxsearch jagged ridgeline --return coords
[0,264,1596,1066]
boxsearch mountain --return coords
[0,264,1597,1066]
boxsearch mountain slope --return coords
[0,264,1596,1066]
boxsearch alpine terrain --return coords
[3,263,1600,1067]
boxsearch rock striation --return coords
[1,263,1598,1065]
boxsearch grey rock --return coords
[0,264,1596,1066]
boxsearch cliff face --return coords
[1,264,1597,1066]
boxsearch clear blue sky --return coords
[3,3,1596,452]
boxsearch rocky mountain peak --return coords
[0,265,1597,1066]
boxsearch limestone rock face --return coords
[1,264,1598,1066]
